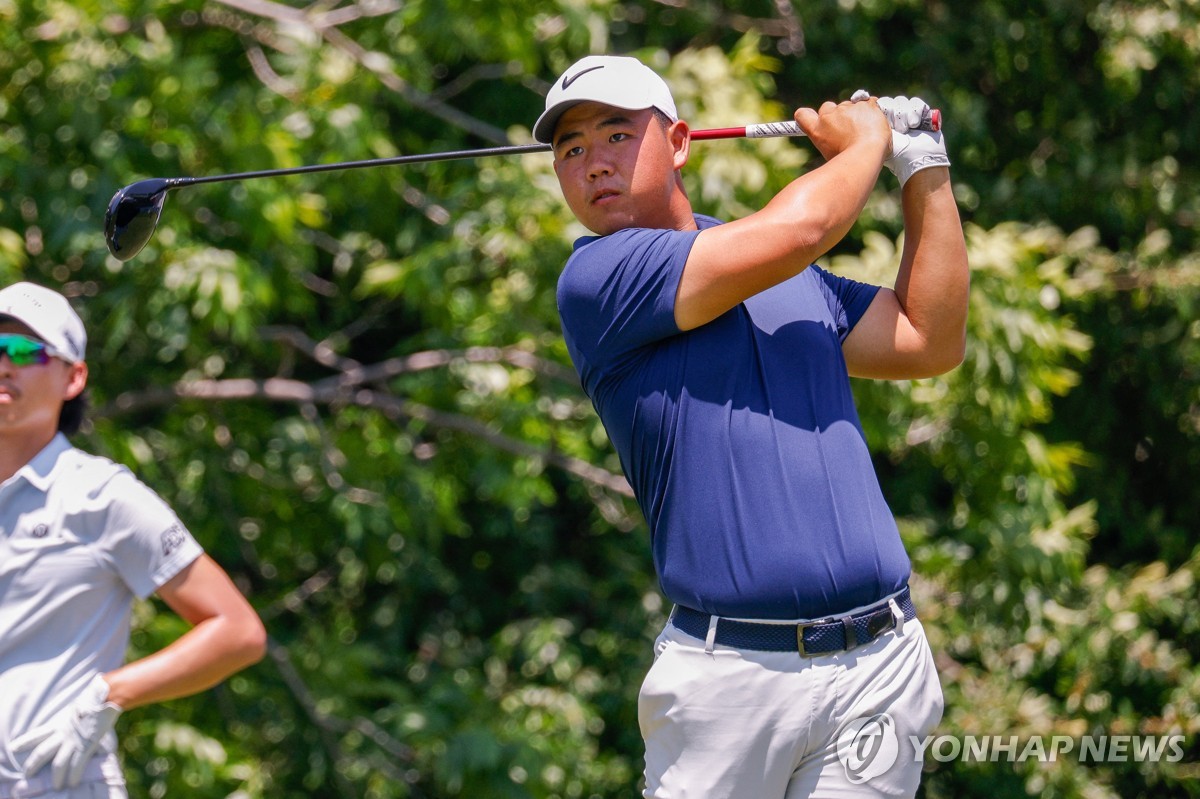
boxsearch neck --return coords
[665,175,698,231]
[0,430,55,484]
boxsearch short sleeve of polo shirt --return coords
[556,225,701,386]
[91,467,204,599]
[556,221,881,385]
[810,264,882,341]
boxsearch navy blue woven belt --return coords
[671,586,916,656]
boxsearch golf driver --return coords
[105,111,940,262]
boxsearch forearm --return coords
[677,139,886,330]
[765,139,887,258]
[102,610,266,710]
[894,167,969,366]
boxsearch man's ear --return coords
[669,119,691,171]
[64,360,88,401]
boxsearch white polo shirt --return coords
[0,434,203,785]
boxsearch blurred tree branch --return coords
[267,637,425,797]
[647,0,804,54]
[209,0,513,142]
[97,341,633,498]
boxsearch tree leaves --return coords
[2,1,1197,796]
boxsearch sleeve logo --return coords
[161,523,187,557]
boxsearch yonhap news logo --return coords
[837,713,1187,784]
[837,713,900,783]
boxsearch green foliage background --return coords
[1,1,1197,797]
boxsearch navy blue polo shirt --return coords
[556,214,910,619]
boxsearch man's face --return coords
[551,102,688,235]
[0,319,86,437]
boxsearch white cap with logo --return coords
[0,282,87,363]
[534,55,678,144]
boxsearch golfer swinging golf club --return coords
[537,55,968,797]
[0,282,267,798]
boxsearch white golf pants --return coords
[638,607,944,798]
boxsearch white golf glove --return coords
[12,674,123,789]
[875,94,930,134]
[851,90,951,188]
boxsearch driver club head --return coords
[104,178,175,261]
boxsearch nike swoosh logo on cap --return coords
[561,65,604,89]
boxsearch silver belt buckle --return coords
[795,616,833,657]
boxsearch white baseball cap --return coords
[534,55,678,144]
[0,281,87,363]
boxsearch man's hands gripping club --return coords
[12,674,124,789]
[850,90,952,187]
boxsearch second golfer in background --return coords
[0,281,268,799]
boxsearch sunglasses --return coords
[0,333,67,366]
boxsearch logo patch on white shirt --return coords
[161,523,187,557]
